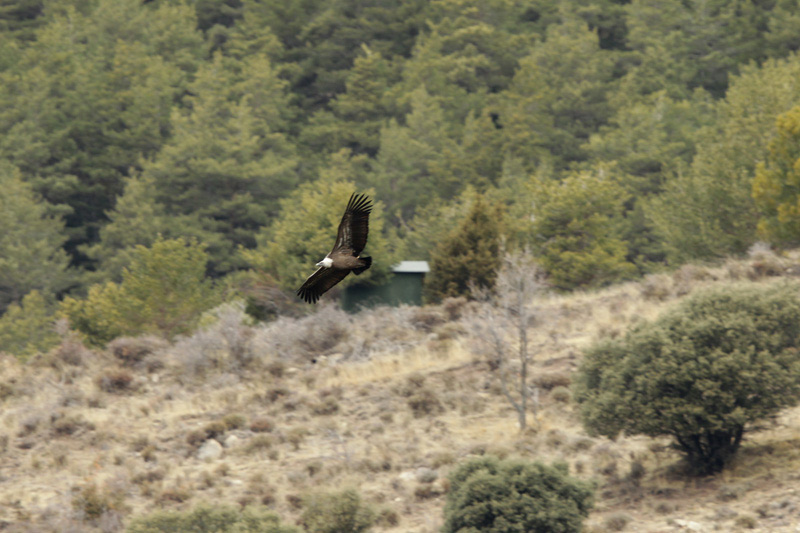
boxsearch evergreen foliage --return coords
[61,237,218,345]
[424,194,502,302]
[0,162,72,313]
[0,0,798,338]
[531,170,635,290]
[300,489,375,533]
[0,290,59,361]
[441,455,594,533]
[648,54,800,263]
[141,52,297,275]
[500,19,614,171]
[245,151,399,294]
[753,105,800,244]
[81,174,202,283]
[574,283,800,475]
[0,0,203,263]
[126,503,298,533]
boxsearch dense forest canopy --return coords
[3,0,800,320]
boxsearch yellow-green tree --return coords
[532,170,635,290]
[61,237,218,345]
[245,150,400,294]
[753,105,800,244]
[0,291,60,361]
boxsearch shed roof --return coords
[392,260,430,273]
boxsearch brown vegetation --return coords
[3,254,800,531]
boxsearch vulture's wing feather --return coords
[296,267,351,304]
[334,193,372,255]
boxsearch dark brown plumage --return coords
[297,193,373,304]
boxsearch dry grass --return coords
[3,256,800,531]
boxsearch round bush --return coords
[574,282,800,475]
[442,456,594,533]
[300,489,374,533]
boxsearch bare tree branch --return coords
[466,250,546,430]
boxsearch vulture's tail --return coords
[353,256,372,275]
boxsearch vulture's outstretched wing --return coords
[334,193,372,255]
[296,267,351,304]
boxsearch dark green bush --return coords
[300,489,375,533]
[442,456,594,533]
[574,282,800,475]
[126,504,297,533]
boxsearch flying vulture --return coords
[297,193,373,304]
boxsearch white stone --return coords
[673,519,705,532]
[223,435,239,448]
[197,439,223,460]
[398,471,416,482]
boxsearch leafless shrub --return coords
[376,508,400,527]
[409,307,447,332]
[264,386,290,403]
[338,305,426,360]
[242,273,305,320]
[748,247,785,279]
[442,296,469,320]
[266,359,285,377]
[170,302,257,376]
[310,396,340,416]
[95,367,135,393]
[435,322,466,341]
[19,414,42,436]
[242,435,275,454]
[171,328,226,377]
[414,483,443,500]
[603,513,631,531]
[71,480,127,526]
[157,485,192,504]
[287,427,309,450]
[108,336,167,367]
[466,251,547,431]
[725,259,752,280]
[222,413,247,430]
[407,388,444,418]
[533,371,572,390]
[52,412,94,436]
[211,302,256,369]
[639,274,673,301]
[252,304,351,362]
[672,264,714,296]
[734,514,758,529]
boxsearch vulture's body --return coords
[297,193,373,304]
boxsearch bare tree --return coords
[467,251,546,431]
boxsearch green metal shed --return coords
[341,261,430,312]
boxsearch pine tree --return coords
[0,162,72,313]
[499,19,614,171]
[370,87,459,225]
[753,105,800,244]
[61,237,218,344]
[0,0,204,265]
[301,46,399,159]
[424,194,502,302]
[531,170,635,290]
[245,150,400,294]
[648,55,800,262]
[0,290,59,361]
[142,53,297,275]
[82,174,206,283]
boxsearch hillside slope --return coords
[2,252,800,532]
